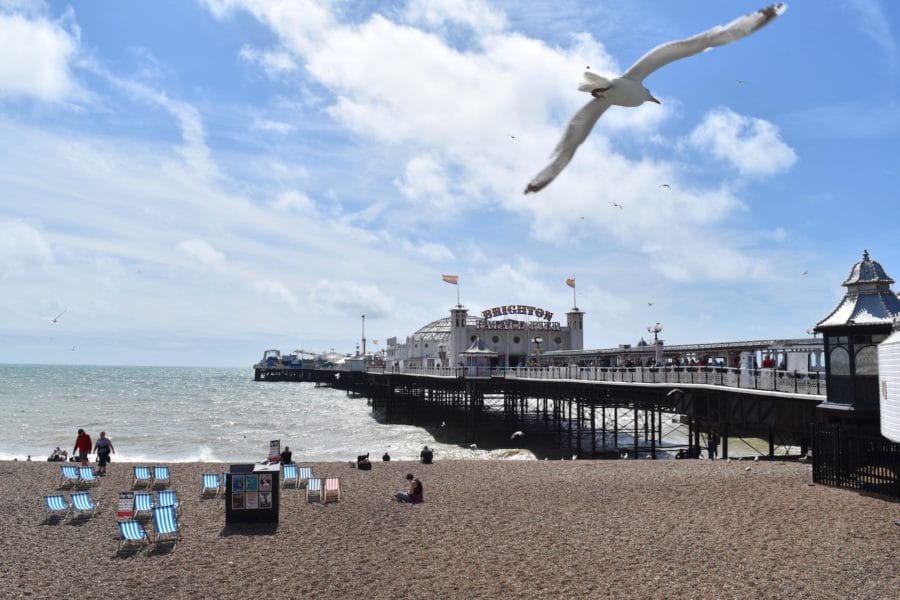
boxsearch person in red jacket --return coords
[73,428,92,466]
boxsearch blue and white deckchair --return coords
[117,520,149,552]
[151,506,181,544]
[78,466,99,487]
[44,494,71,521]
[70,491,98,519]
[306,478,323,502]
[282,464,299,488]
[59,465,81,488]
[132,466,153,489]
[133,491,155,519]
[297,466,313,486]
[156,489,181,515]
[152,465,171,488]
[200,473,221,498]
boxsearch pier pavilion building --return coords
[384,303,585,369]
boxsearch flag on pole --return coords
[442,274,459,285]
[566,277,576,288]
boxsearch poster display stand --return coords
[225,462,281,524]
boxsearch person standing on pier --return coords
[72,428,92,466]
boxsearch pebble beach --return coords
[2,458,897,599]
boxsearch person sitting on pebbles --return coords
[394,473,423,503]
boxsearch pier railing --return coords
[366,365,827,397]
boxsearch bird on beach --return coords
[469,443,478,450]
[524,3,787,193]
[42,309,66,324]
[510,431,524,440]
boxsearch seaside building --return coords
[815,250,900,432]
[384,303,584,369]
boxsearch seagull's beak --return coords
[649,95,661,104]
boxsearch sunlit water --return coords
[0,364,538,463]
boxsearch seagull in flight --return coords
[524,3,787,193]
[609,202,623,210]
[659,183,671,190]
[42,310,66,324]
[510,431,524,440]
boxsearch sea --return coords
[0,364,540,463]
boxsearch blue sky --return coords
[1,0,899,367]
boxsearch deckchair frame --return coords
[132,466,154,490]
[59,465,81,489]
[156,489,181,515]
[324,477,341,503]
[117,520,149,552]
[70,491,98,519]
[152,465,171,488]
[200,473,221,498]
[133,491,155,519]
[306,478,323,502]
[44,494,71,521]
[151,505,181,545]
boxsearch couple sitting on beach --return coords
[395,473,423,503]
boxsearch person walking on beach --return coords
[395,473,424,503]
[93,431,115,475]
[420,445,433,464]
[73,429,92,466]
[708,433,720,460]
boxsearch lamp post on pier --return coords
[532,336,543,366]
[647,322,663,366]
[361,314,366,357]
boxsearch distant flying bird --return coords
[610,202,623,210]
[469,443,477,450]
[510,431,524,440]
[70,345,76,352]
[659,183,671,190]
[666,388,684,397]
[42,310,66,324]
[440,421,446,428]
[524,3,787,193]
[648,301,655,306]
[802,270,808,275]
[736,79,747,84]
[334,373,341,380]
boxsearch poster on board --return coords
[269,439,281,462]
[117,491,135,520]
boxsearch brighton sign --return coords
[481,305,554,322]
[476,319,561,331]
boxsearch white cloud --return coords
[844,0,898,74]
[253,279,299,309]
[687,108,797,177]
[309,280,393,318]
[253,118,297,134]
[0,219,54,278]
[0,11,78,101]
[177,239,227,270]
[239,45,299,77]
[404,0,506,36]
[271,190,315,213]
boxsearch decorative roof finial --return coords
[863,249,870,261]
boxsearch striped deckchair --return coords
[282,464,299,488]
[70,491,98,519]
[151,506,181,545]
[306,478,323,503]
[44,494,71,521]
[156,490,181,515]
[117,520,149,552]
[323,477,341,503]
[59,465,81,488]
[152,465,171,488]
[200,473,221,498]
[78,466,99,487]
[297,466,313,486]
[133,491,155,519]
[132,466,153,489]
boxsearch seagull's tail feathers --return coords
[578,72,612,93]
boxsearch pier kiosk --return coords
[225,462,281,524]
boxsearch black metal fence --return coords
[812,425,900,499]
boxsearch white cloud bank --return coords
[0,11,78,101]
[687,108,797,177]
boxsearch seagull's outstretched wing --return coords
[524,98,610,193]
[623,3,787,82]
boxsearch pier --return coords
[255,364,823,460]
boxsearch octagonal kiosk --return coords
[225,462,281,524]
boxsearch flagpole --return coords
[573,282,577,308]
[457,282,460,307]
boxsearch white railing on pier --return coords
[365,365,827,397]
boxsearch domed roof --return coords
[817,251,900,328]
[843,250,894,286]
[411,315,480,343]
